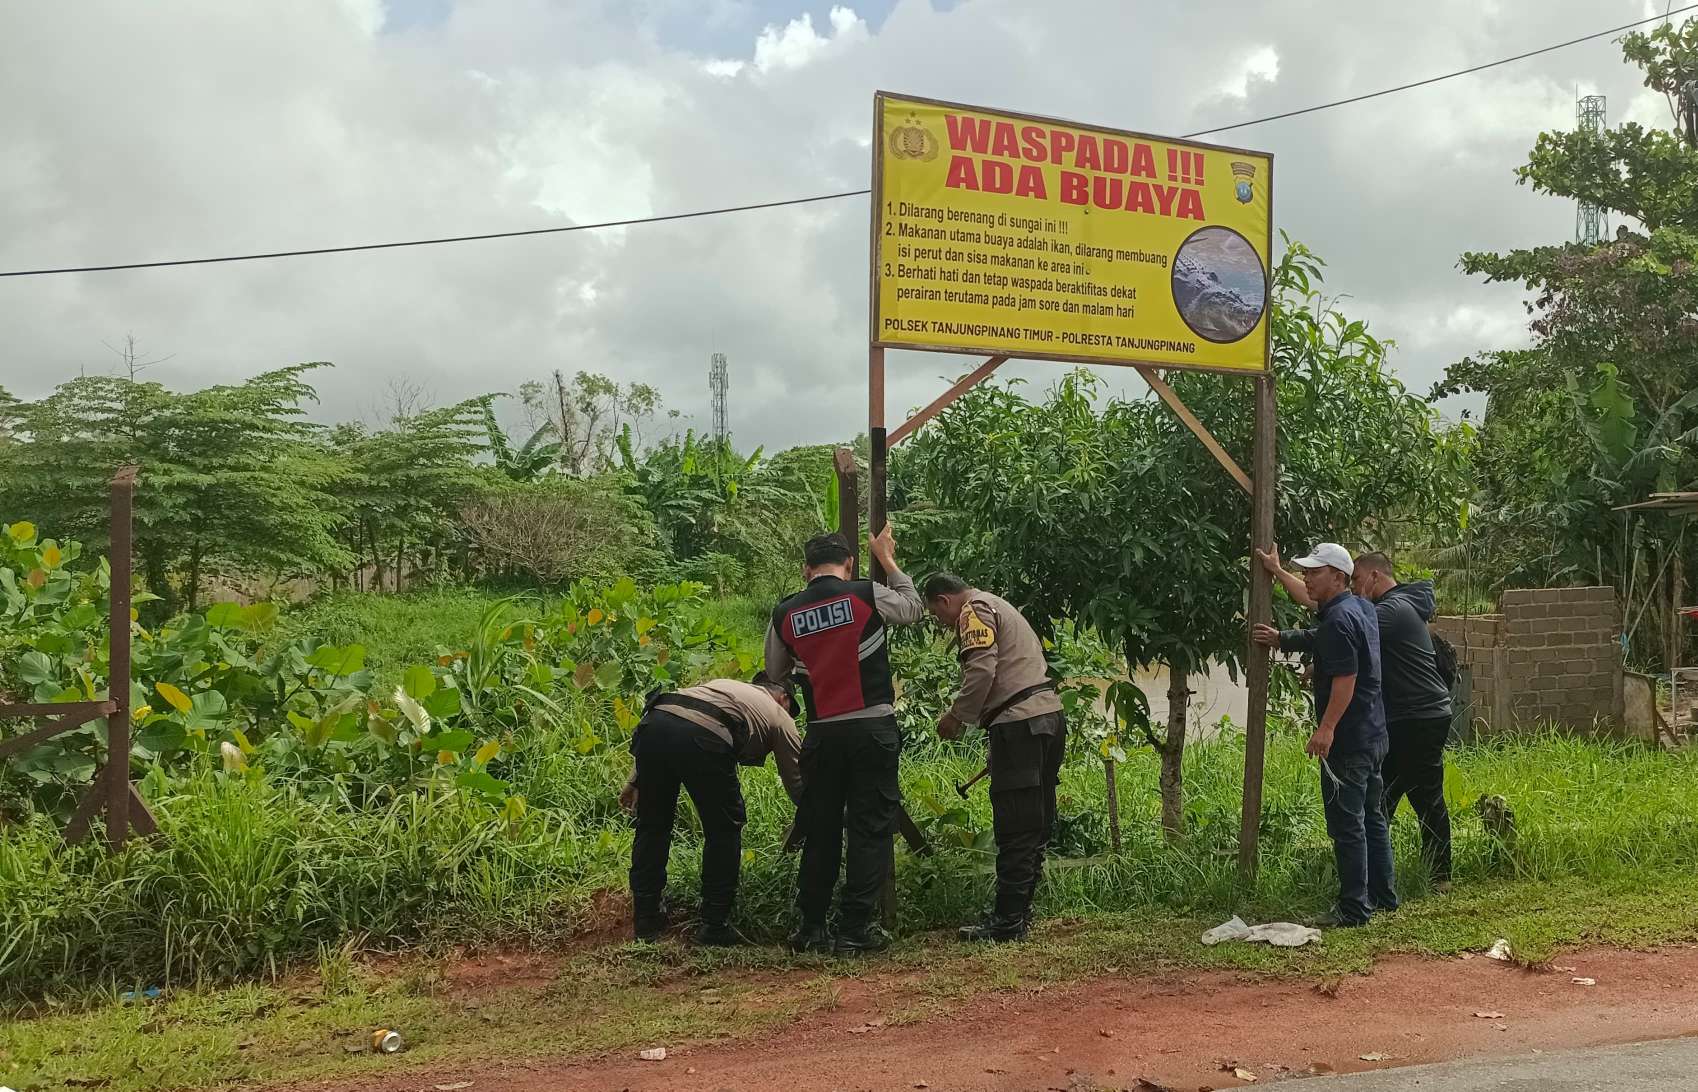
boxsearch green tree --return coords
[900,241,1463,836]
[0,366,350,615]
[618,428,820,597]
[480,397,562,483]
[328,398,489,592]
[518,370,663,476]
[1435,17,1698,667]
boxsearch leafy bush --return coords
[459,477,667,587]
[0,526,749,825]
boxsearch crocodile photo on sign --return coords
[1170,226,1267,344]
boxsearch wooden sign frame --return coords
[864,93,1280,879]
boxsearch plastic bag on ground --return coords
[1202,916,1252,945]
[1247,922,1323,947]
[1201,917,1321,948]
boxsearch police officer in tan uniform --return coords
[923,573,1066,942]
[620,674,803,946]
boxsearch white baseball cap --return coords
[1291,542,1354,576]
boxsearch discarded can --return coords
[371,1028,404,1054]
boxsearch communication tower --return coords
[1576,95,1608,245]
[709,352,729,449]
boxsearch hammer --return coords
[954,765,989,799]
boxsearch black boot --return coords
[695,921,743,947]
[633,901,668,942]
[832,923,890,957]
[787,922,832,954]
[957,912,1029,943]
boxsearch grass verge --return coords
[5,873,1698,1092]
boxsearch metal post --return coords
[1238,378,1277,880]
[106,466,137,849]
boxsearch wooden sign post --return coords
[867,91,1281,880]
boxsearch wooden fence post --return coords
[106,466,137,849]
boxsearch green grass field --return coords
[5,588,1698,1091]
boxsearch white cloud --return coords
[339,0,385,37]
[1219,45,1280,99]
[751,5,867,74]
[0,0,1674,450]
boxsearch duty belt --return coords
[982,681,1058,728]
[642,691,751,754]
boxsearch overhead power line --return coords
[4,3,1694,280]
[1183,5,1696,138]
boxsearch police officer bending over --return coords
[924,574,1067,942]
[620,674,802,946]
[765,528,924,956]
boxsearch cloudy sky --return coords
[0,1,1683,447]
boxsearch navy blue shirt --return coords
[1279,591,1387,758]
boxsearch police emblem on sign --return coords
[791,595,856,638]
[888,114,939,161]
[1231,161,1256,204]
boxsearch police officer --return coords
[764,527,923,956]
[923,574,1066,942]
[620,673,803,946]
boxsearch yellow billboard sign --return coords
[871,93,1273,374]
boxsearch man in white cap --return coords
[1251,543,1395,927]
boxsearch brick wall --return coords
[1433,586,1625,737]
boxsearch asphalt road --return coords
[1310,1036,1698,1091]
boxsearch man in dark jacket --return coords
[1252,542,1396,927]
[1258,546,1454,890]
[1352,552,1453,889]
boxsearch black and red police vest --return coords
[772,576,894,722]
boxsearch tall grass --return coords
[278,588,507,688]
[8,587,1697,997]
[5,719,1695,997]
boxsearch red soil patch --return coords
[300,943,1698,1091]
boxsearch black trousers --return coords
[796,716,901,930]
[1383,714,1454,883]
[628,711,745,926]
[988,711,1068,921]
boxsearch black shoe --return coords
[695,922,743,947]
[832,925,890,957]
[1312,907,1368,929]
[957,913,1029,943]
[787,923,832,954]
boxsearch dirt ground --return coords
[302,943,1698,1092]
